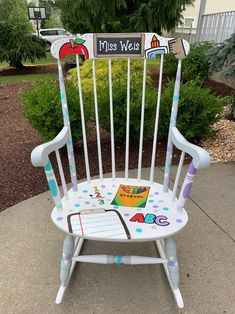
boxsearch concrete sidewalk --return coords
[0,163,234,314]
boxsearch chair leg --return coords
[55,235,84,304]
[156,238,184,308]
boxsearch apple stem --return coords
[69,39,74,48]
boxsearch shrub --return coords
[208,33,235,78]
[159,80,226,140]
[21,79,91,142]
[69,59,157,142]
[224,94,235,121]
[164,42,213,84]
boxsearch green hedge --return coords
[69,59,157,142]
[21,78,92,142]
[159,80,226,140]
[164,42,213,85]
[22,58,227,145]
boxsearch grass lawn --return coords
[0,73,57,83]
[0,52,76,69]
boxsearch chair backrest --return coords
[50,33,190,195]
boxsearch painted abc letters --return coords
[130,213,170,226]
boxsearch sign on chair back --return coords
[31,33,210,307]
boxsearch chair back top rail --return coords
[51,33,189,60]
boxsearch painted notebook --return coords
[111,185,150,208]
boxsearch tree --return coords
[55,0,194,34]
[208,33,235,78]
[0,1,46,68]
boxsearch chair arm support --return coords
[31,127,69,167]
[170,127,210,170]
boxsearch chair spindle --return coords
[55,149,69,200]
[172,151,185,201]
[92,59,103,179]
[108,58,116,179]
[150,54,164,183]
[125,58,131,179]
[76,55,91,182]
[137,58,147,180]
[44,159,63,210]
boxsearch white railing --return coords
[197,10,235,43]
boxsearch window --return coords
[184,18,194,28]
[40,30,58,36]
[57,30,67,35]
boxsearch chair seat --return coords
[51,178,188,242]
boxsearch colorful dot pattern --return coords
[53,180,188,240]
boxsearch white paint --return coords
[51,177,188,242]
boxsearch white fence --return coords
[197,10,235,43]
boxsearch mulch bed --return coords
[0,69,234,212]
[0,64,58,76]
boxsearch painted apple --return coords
[59,38,89,59]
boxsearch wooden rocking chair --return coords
[31,33,210,308]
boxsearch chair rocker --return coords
[31,33,210,308]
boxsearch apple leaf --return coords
[74,38,85,45]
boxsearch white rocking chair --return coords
[31,33,210,308]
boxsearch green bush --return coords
[164,42,213,84]
[225,94,235,121]
[159,80,226,140]
[208,33,235,78]
[69,59,157,142]
[22,60,226,145]
[21,79,91,142]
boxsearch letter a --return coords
[130,213,145,223]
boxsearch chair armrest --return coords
[31,127,69,167]
[170,127,210,170]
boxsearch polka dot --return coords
[74,203,80,207]
[168,260,176,267]
[101,185,106,188]
[148,200,154,203]
[154,192,159,195]
[85,201,90,205]
[112,184,116,188]
[56,217,63,221]
[153,205,159,208]
[176,218,182,223]
[163,207,169,211]
[82,189,88,193]
[107,192,112,195]
[149,194,154,198]
[136,228,142,233]
[124,213,130,217]
[166,163,172,169]
[113,205,119,209]
[159,200,163,203]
